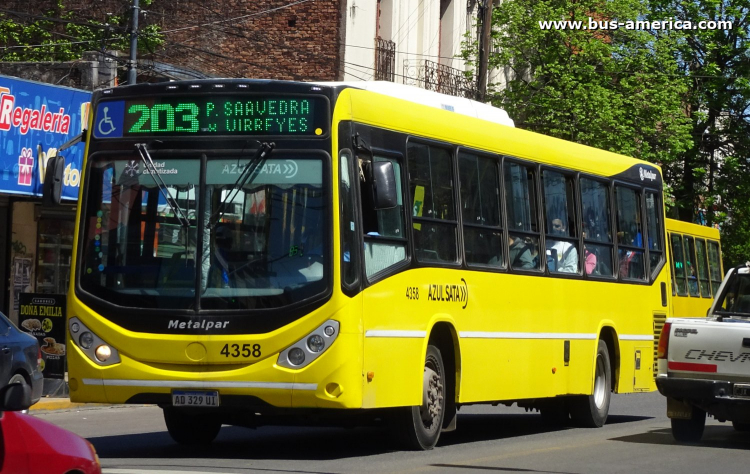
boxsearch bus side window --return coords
[707,240,723,296]
[684,236,699,296]
[615,185,645,280]
[645,191,664,278]
[542,169,578,274]
[503,160,540,271]
[361,154,407,279]
[695,238,711,297]
[339,151,359,288]
[458,152,502,268]
[671,233,688,296]
[581,177,613,277]
[408,143,458,264]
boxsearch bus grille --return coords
[653,314,667,377]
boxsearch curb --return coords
[29,399,111,412]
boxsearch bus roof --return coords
[320,81,515,128]
[666,218,721,240]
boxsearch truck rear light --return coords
[668,361,717,373]
[657,322,671,359]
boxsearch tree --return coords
[467,0,750,267]
[472,0,692,167]
[0,0,162,66]
[650,0,750,267]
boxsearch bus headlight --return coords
[95,344,112,362]
[80,332,94,349]
[69,317,121,366]
[288,348,306,366]
[307,334,325,352]
[278,320,339,369]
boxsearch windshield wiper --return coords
[135,143,191,230]
[209,141,275,229]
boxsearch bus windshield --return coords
[79,151,328,311]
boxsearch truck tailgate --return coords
[668,318,750,378]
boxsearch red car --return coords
[0,383,101,474]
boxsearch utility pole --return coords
[476,0,493,102]
[127,0,140,85]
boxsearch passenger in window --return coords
[582,231,597,275]
[547,218,578,273]
[509,235,534,269]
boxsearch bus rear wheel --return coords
[390,344,446,450]
[163,407,222,445]
[569,340,611,428]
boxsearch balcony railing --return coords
[374,37,396,82]
[403,59,477,99]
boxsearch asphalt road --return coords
[34,390,750,473]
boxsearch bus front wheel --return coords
[163,407,222,445]
[569,339,611,428]
[390,344,446,450]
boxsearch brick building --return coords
[2,0,481,96]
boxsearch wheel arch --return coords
[427,320,460,430]
[598,325,618,393]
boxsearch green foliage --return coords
[466,0,750,270]
[0,0,163,62]
[481,0,692,169]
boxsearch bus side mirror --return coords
[43,154,65,207]
[372,161,397,210]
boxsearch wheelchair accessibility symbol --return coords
[98,107,115,135]
[93,101,124,138]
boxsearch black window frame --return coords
[457,149,504,270]
[580,175,616,280]
[541,166,580,275]
[503,157,542,273]
[362,147,410,284]
[644,189,665,281]
[614,183,646,282]
[406,139,461,266]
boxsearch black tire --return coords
[390,345,446,450]
[671,408,706,442]
[163,408,222,445]
[731,420,750,432]
[569,340,611,428]
[8,373,30,414]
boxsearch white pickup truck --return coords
[656,262,750,442]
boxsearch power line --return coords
[159,0,315,35]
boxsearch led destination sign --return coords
[102,95,328,137]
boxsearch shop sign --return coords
[0,74,91,200]
[18,293,66,379]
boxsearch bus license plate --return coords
[734,384,750,399]
[172,390,220,407]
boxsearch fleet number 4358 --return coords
[220,343,262,358]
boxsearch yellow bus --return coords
[59,80,669,449]
[666,218,723,317]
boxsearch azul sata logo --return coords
[0,86,72,135]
